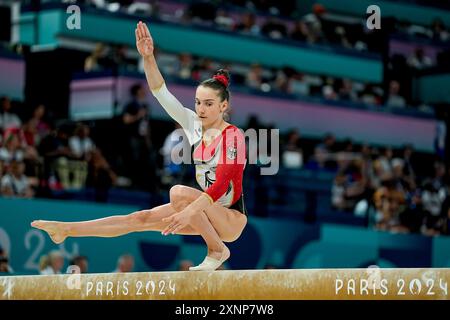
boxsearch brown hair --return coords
[200,69,231,120]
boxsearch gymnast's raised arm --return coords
[135,21,193,131]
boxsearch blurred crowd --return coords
[81,15,447,114]
[53,0,449,53]
[82,43,435,113]
[276,124,449,236]
[0,95,118,199]
[310,134,450,236]
[22,0,449,113]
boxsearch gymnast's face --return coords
[195,85,228,128]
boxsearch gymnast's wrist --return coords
[143,52,155,60]
[202,192,214,205]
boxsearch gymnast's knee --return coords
[169,185,195,211]
[222,232,242,243]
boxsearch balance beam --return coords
[1,268,449,300]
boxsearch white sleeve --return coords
[151,82,201,146]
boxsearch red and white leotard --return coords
[152,83,246,208]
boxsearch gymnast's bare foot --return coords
[31,220,68,244]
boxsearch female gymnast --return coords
[31,21,248,271]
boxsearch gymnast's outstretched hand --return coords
[135,21,154,58]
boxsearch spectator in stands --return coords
[359,84,380,106]
[308,133,337,170]
[245,63,263,89]
[0,129,24,164]
[126,0,159,16]
[407,47,433,69]
[215,9,235,31]
[121,83,151,187]
[69,123,95,161]
[391,158,415,193]
[111,44,138,72]
[86,148,117,202]
[0,159,34,198]
[421,178,447,236]
[401,144,416,180]
[70,255,89,273]
[15,124,41,179]
[359,143,375,185]
[176,53,194,80]
[0,128,39,182]
[288,72,310,96]
[434,121,446,160]
[342,138,355,153]
[301,4,326,44]
[335,149,351,175]
[376,147,394,179]
[22,104,51,149]
[40,250,65,275]
[261,17,288,39]
[342,156,366,207]
[84,43,109,72]
[431,18,449,42]
[114,254,134,273]
[386,80,406,108]
[282,129,303,169]
[192,58,214,82]
[397,189,425,234]
[430,161,446,191]
[322,78,338,101]
[76,0,107,9]
[331,171,348,210]
[373,185,407,233]
[0,96,22,132]
[65,123,97,189]
[369,154,384,190]
[290,21,309,42]
[235,13,260,36]
[334,26,352,49]
[338,79,358,102]
[272,67,289,93]
[38,124,74,190]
